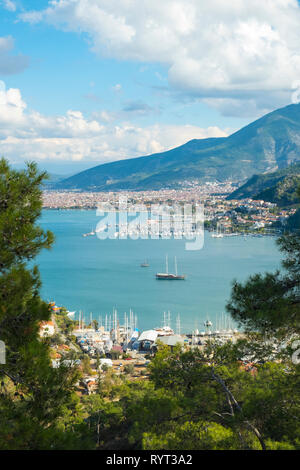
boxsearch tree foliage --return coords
[82,341,299,450]
[0,159,91,449]
[226,231,300,336]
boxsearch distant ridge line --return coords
[54,102,300,192]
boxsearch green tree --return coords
[123,364,135,375]
[222,186,300,448]
[142,421,240,450]
[81,354,93,375]
[226,230,300,336]
[80,336,299,450]
[0,159,90,449]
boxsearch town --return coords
[42,182,297,235]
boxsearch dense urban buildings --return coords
[42,183,296,233]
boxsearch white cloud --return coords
[20,0,300,113]
[0,81,27,126]
[0,36,14,53]
[0,35,29,75]
[0,83,103,137]
[0,81,227,164]
[2,0,16,12]
[202,98,278,119]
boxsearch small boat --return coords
[82,228,96,237]
[155,325,174,336]
[141,260,149,267]
[67,311,76,317]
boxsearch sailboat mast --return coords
[166,254,168,274]
[175,256,178,276]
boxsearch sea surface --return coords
[37,209,282,333]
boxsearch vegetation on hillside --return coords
[255,175,300,207]
[228,162,300,203]
[0,160,299,450]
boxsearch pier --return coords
[71,308,240,359]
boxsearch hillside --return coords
[255,175,300,207]
[43,173,68,186]
[55,103,300,191]
[228,163,300,205]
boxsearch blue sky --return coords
[1,0,300,173]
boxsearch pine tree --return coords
[226,188,300,336]
[0,159,91,449]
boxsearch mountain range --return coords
[54,103,300,191]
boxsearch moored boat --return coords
[156,255,185,280]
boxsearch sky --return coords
[1,0,300,174]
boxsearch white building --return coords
[99,358,113,369]
[39,321,55,337]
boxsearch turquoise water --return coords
[37,209,282,332]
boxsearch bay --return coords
[37,209,282,333]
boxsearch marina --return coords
[52,304,241,359]
[38,209,281,333]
